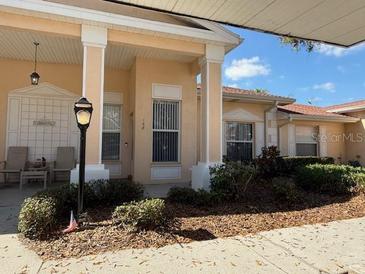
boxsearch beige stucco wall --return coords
[279,120,346,161]
[197,99,269,159]
[132,57,197,184]
[0,58,130,167]
[344,110,365,165]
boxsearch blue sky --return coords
[223,26,365,107]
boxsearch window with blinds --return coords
[295,126,318,156]
[225,122,253,162]
[102,104,121,161]
[152,100,180,162]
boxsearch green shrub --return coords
[210,162,256,200]
[278,156,334,175]
[18,196,57,239]
[19,180,144,239]
[112,199,169,231]
[255,146,281,177]
[272,177,302,204]
[296,164,365,194]
[88,180,144,206]
[167,187,223,206]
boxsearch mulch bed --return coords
[21,191,365,261]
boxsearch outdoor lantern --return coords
[74,97,93,218]
[74,97,93,128]
[30,42,40,85]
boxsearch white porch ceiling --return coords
[107,0,365,47]
[0,27,195,69]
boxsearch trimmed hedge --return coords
[18,196,57,239]
[296,164,365,194]
[278,156,334,175]
[112,199,169,231]
[19,180,144,239]
[167,187,222,206]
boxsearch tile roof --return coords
[197,85,294,101]
[277,103,348,118]
[324,100,365,111]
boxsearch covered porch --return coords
[0,4,239,188]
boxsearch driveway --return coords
[1,183,364,274]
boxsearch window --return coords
[152,100,180,162]
[225,122,253,162]
[295,126,318,156]
[102,104,121,161]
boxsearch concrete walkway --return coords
[39,217,365,274]
[1,183,364,274]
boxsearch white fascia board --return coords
[327,105,365,114]
[0,0,236,45]
[191,18,242,45]
[223,94,295,105]
[288,114,359,123]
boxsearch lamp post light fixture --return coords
[74,97,93,217]
[30,42,40,85]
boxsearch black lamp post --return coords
[74,97,93,217]
[30,42,40,85]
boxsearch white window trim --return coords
[224,121,255,160]
[152,99,181,164]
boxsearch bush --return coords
[88,180,144,206]
[272,177,302,204]
[255,146,281,177]
[210,162,256,200]
[18,196,57,239]
[296,164,365,195]
[167,187,223,206]
[19,180,143,239]
[278,156,334,175]
[112,199,169,231]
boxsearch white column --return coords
[70,25,109,183]
[288,123,296,156]
[192,44,224,190]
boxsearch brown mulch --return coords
[21,193,365,260]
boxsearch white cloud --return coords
[313,82,336,92]
[225,57,270,81]
[226,83,238,88]
[316,43,365,57]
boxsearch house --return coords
[0,0,364,194]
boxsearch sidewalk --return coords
[38,217,365,274]
[1,183,364,274]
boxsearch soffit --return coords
[108,0,365,47]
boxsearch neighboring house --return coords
[0,1,364,193]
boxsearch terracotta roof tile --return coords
[197,85,293,101]
[324,100,365,111]
[278,103,348,118]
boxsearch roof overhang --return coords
[223,93,295,105]
[105,0,365,47]
[285,114,359,123]
[327,105,365,114]
[0,0,241,50]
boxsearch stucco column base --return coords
[70,164,109,184]
[192,162,219,191]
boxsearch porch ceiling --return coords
[0,27,196,69]
[107,0,365,47]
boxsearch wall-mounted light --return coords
[30,42,40,85]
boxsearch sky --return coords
[222,26,365,107]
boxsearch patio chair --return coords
[50,147,76,183]
[0,146,28,184]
